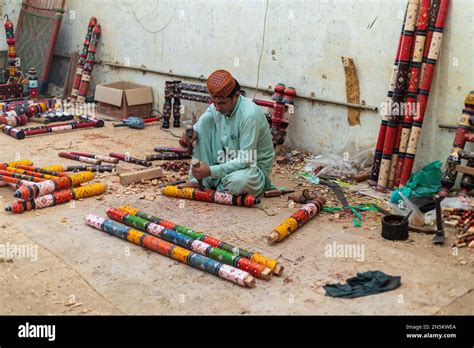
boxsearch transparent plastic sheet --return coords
[390,192,426,227]
[335,140,374,172]
[304,141,374,180]
[440,197,473,210]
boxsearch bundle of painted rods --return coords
[0,160,106,214]
[70,17,101,103]
[0,101,49,127]
[443,208,474,248]
[84,205,283,287]
[369,0,450,190]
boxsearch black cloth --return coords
[323,270,401,299]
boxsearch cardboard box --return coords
[94,81,153,118]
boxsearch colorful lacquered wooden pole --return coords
[180,83,209,94]
[393,0,439,188]
[71,17,97,102]
[109,153,151,167]
[64,165,115,173]
[172,80,182,127]
[162,81,174,129]
[68,152,118,164]
[12,165,69,177]
[146,153,191,161]
[3,160,33,167]
[85,214,255,287]
[0,164,58,179]
[268,196,326,244]
[0,174,34,187]
[439,92,474,197]
[389,0,432,188]
[377,0,420,190]
[369,5,409,185]
[6,183,106,214]
[41,164,115,173]
[162,185,260,207]
[107,207,271,280]
[0,170,44,183]
[154,146,190,154]
[119,205,283,275]
[179,93,210,104]
[2,120,104,140]
[400,0,450,186]
[76,115,104,125]
[28,68,39,99]
[4,15,19,79]
[58,152,102,165]
[77,24,101,103]
[13,171,95,199]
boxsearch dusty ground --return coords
[0,118,473,315]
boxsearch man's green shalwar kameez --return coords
[189,95,275,196]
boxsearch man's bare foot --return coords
[177,182,200,189]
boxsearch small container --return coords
[381,215,409,241]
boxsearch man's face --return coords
[210,92,240,116]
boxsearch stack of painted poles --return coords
[0,100,50,127]
[0,159,33,186]
[0,160,106,213]
[84,205,283,287]
[370,0,450,190]
[442,208,474,248]
[161,185,260,207]
[1,99,55,115]
[439,91,474,197]
[1,115,104,140]
[70,17,101,103]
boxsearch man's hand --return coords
[179,129,198,148]
[191,161,211,180]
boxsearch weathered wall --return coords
[2,0,473,171]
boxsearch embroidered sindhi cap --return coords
[207,69,236,97]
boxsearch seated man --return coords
[180,69,275,196]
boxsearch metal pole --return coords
[99,60,379,112]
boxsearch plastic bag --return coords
[304,154,357,179]
[424,209,437,226]
[440,197,473,211]
[335,140,374,172]
[390,161,443,204]
[392,192,426,226]
[304,141,374,180]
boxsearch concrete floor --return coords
[0,121,473,315]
